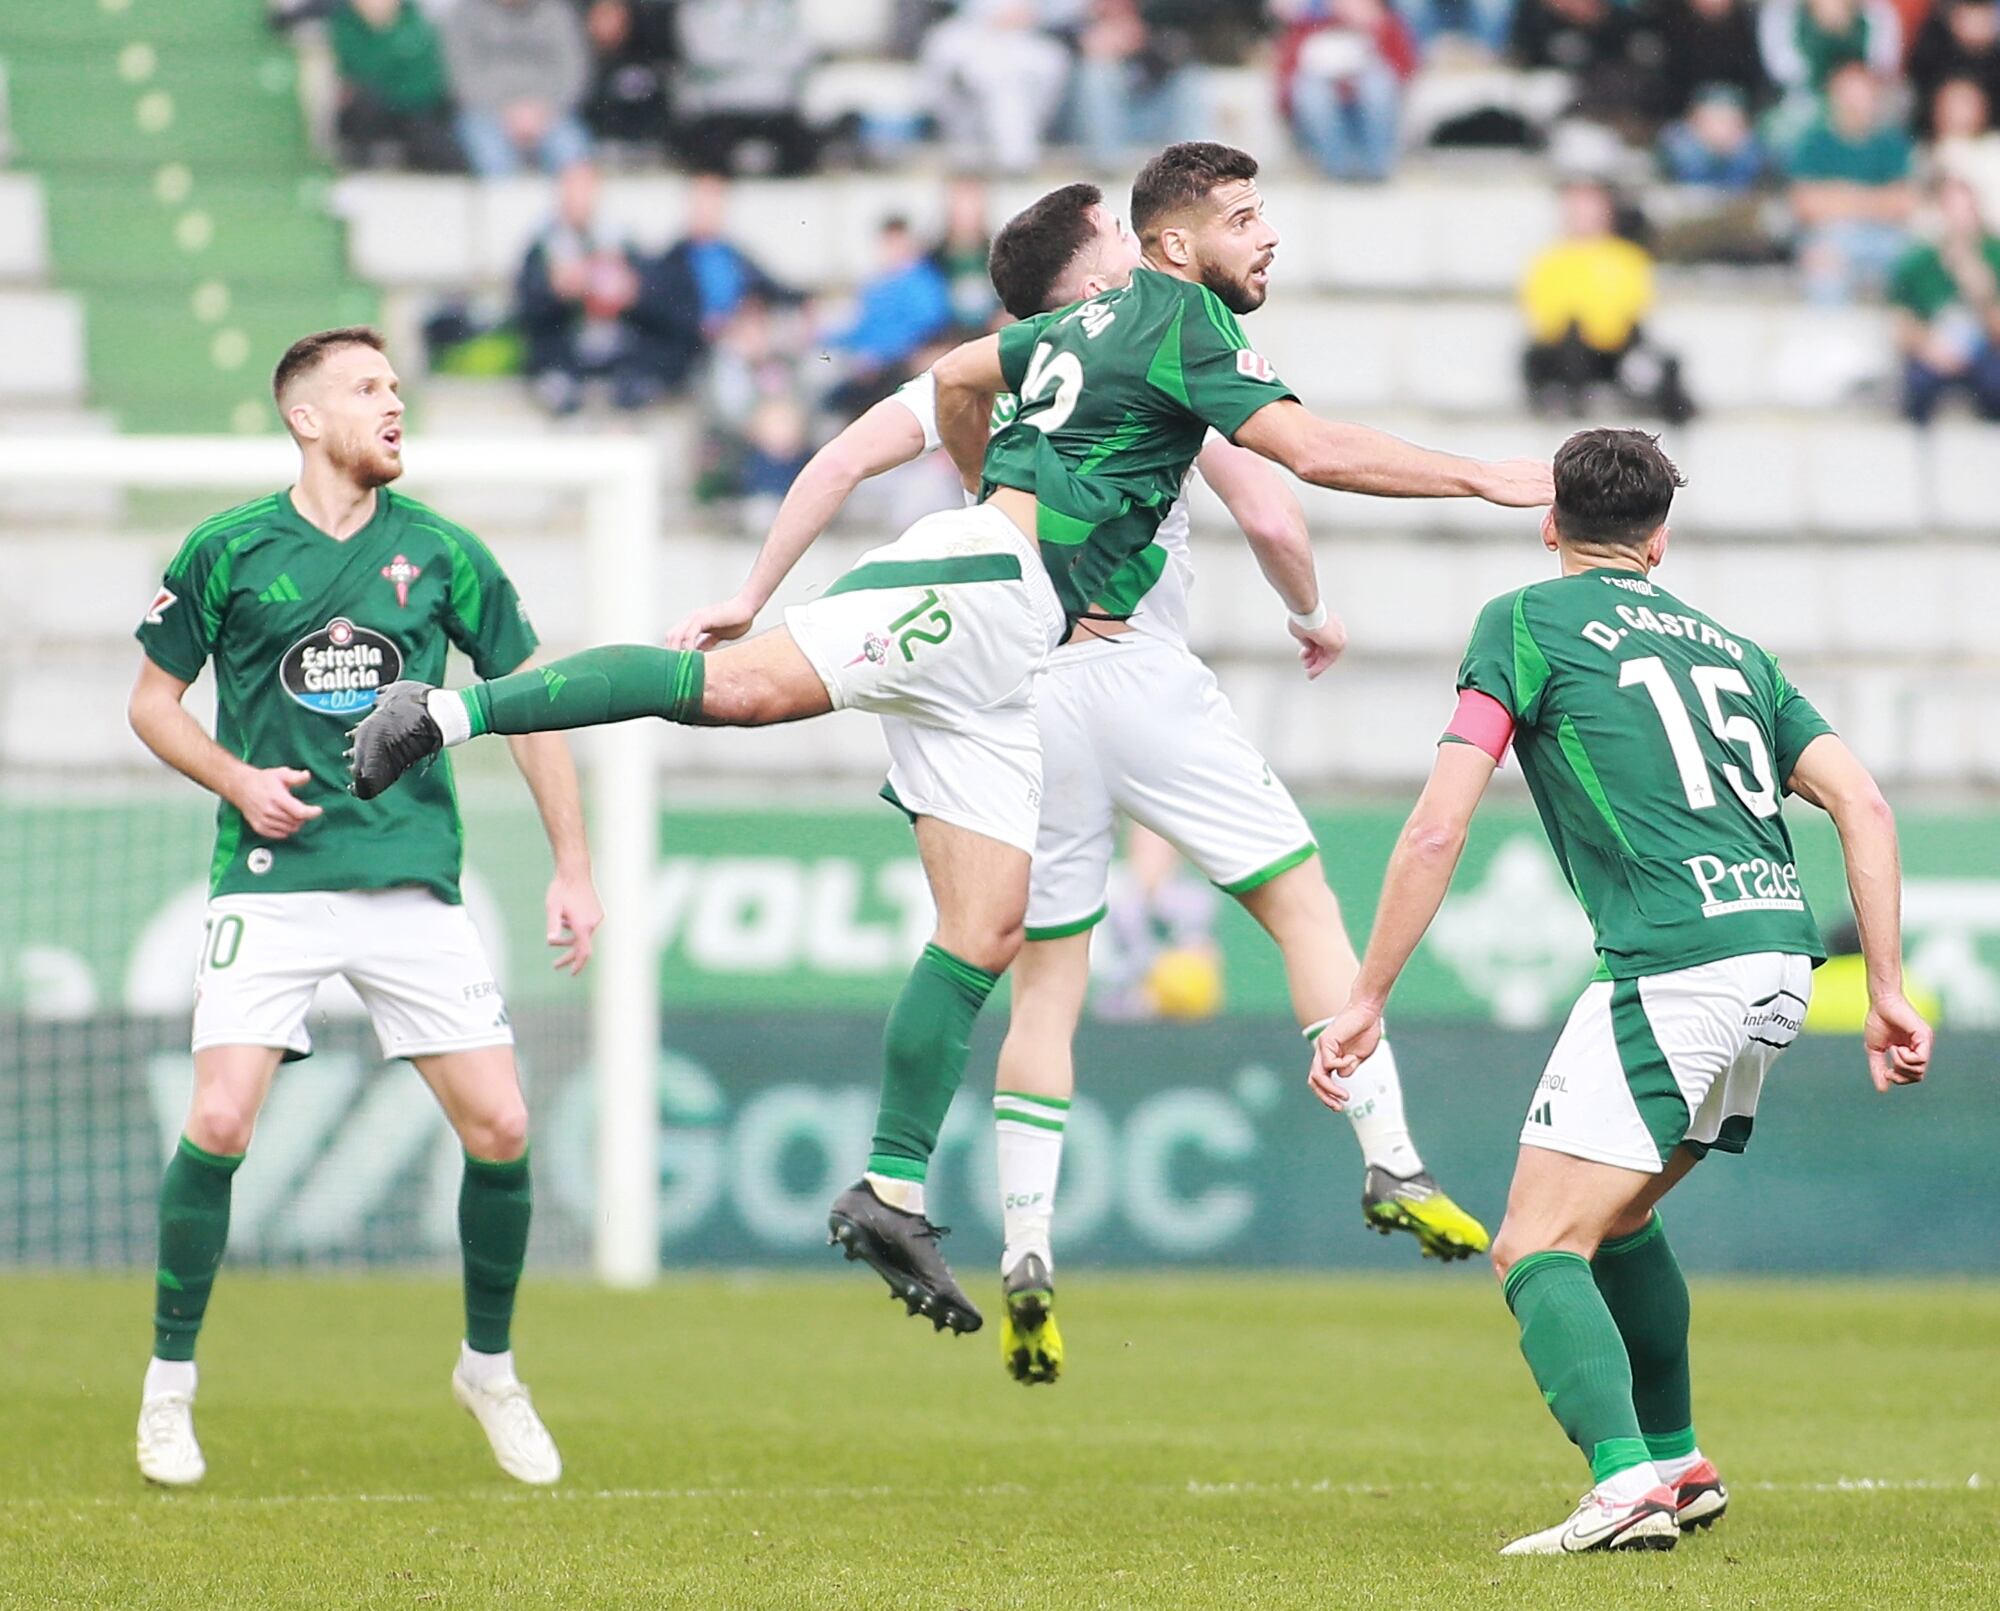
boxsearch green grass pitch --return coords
[4,1273,1994,1608]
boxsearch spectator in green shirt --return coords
[1890,175,2000,421]
[330,0,462,171]
[1785,62,1917,303]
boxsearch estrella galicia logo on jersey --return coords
[279,616,402,716]
[143,586,177,625]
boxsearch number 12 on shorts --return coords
[891,589,953,662]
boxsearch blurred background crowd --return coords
[254,0,2000,495]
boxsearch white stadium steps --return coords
[0,289,86,401]
[0,173,50,283]
[331,173,1570,296]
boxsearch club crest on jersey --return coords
[143,586,177,625]
[847,632,889,668]
[381,553,422,608]
[1235,350,1277,383]
[280,616,403,716]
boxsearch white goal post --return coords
[0,435,662,1288]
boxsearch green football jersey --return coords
[1454,568,1833,978]
[983,267,1294,630]
[136,488,538,902]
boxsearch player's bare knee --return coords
[461,1099,529,1163]
[186,1091,257,1157]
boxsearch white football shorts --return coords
[191,887,514,1062]
[1026,632,1316,938]
[787,503,1064,855]
[1522,950,1814,1172]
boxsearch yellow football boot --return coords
[999,1254,1063,1385]
[1362,1166,1491,1261]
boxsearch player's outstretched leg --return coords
[422,1050,561,1484]
[347,637,830,799]
[1240,863,1490,1259]
[830,818,1024,1336]
[1593,1208,1725,1531]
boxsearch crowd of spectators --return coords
[287,0,2000,431]
[483,165,994,513]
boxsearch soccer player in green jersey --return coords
[129,327,602,1487]
[349,141,1544,1335]
[1311,429,1935,1555]
[669,179,1488,1389]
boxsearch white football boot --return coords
[1500,1483,1680,1555]
[136,1391,205,1487]
[452,1363,562,1485]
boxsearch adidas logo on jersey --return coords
[259,574,303,605]
[1529,1102,1555,1127]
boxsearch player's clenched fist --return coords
[1305,1002,1385,1112]
[1865,993,1934,1092]
[226,765,322,839]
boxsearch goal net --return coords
[0,436,660,1286]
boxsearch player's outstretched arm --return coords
[1196,436,1346,677]
[1307,742,1496,1109]
[1788,733,1934,1090]
[128,654,322,839]
[1234,398,1553,508]
[933,333,1008,491]
[501,697,603,976]
[666,395,932,650]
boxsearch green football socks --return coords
[1594,1213,1697,1463]
[865,943,1000,1183]
[153,1137,243,1363]
[1504,1249,1651,1484]
[461,645,706,736]
[460,1151,532,1355]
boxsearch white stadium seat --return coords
[0,290,85,401]
[0,173,49,283]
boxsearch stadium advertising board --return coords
[5,797,2000,1026]
[3,1013,1989,1274]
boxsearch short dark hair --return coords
[1130,142,1259,243]
[988,183,1102,320]
[273,326,385,405]
[1552,428,1687,549]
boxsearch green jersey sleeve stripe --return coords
[1144,303,1190,407]
[1556,715,1638,855]
[413,521,486,637]
[167,495,280,579]
[198,530,261,642]
[1511,590,1551,716]
[1197,284,1250,351]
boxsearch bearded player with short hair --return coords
[349,142,1546,1336]
[670,177,1488,1388]
[1311,428,1933,1555]
[128,327,601,1487]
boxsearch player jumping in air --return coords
[667,177,1487,1387]
[348,140,1547,1337]
[129,328,601,1487]
[1310,428,1934,1555]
